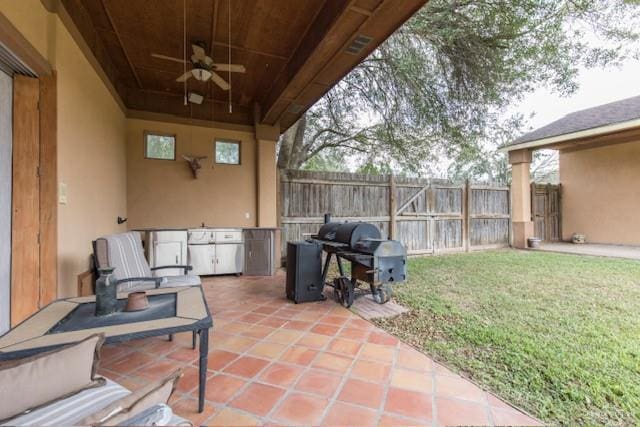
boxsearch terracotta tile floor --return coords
[99,274,542,426]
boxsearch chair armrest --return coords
[115,277,163,288]
[151,265,193,274]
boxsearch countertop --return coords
[133,227,280,231]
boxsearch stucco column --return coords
[509,149,533,248]
[254,123,280,227]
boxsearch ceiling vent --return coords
[288,103,304,114]
[345,35,373,55]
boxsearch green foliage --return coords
[145,134,175,160]
[375,250,640,425]
[215,141,240,164]
[281,0,640,178]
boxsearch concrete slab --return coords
[534,242,640,260]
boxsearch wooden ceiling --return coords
[59,0,426,132]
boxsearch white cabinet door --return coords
[214,244,244,275]
[189,245,215,275]
[153,241,184,276]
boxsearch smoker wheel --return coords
[333,276,355,308]
[370,283,391,304]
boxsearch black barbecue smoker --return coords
[286,216,407,308]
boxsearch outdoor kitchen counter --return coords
[133,227,280,231]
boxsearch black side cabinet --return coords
[286,241,324,303]
[243,229,276,276]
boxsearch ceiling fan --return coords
[151,42,245,90]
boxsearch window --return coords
[215,139,240,165]
[144,132,176,160]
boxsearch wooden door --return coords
[11,75,40,326]
[531,184,561,241]
[532,186,546,240]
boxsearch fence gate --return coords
[531,183,561,241]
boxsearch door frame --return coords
[1,11,57,326]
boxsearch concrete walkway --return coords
[535,242,640,260]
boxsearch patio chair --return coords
[93,231,201,293]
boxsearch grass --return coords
[373,249,640,425]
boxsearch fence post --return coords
[464,179,470,252]
[389,174,396,239]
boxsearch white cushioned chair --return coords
[93,231,200,293]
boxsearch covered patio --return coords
[99,274,541,426]
[1,0,543,425]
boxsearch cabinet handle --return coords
[175,255,179,264]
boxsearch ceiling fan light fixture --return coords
[192,68,212,81]
[188,91,204,104]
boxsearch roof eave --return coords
[500,117,640,153]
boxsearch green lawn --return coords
[374,249,640,426]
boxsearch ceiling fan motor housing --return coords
[192,68,212,81]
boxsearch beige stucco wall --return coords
[126,119,259,229]
[560,140,640,245]
[1,0,127,297]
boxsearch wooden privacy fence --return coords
[279,170,511,257]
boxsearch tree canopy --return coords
[277,0,640,180]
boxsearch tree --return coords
[276,0,640,176]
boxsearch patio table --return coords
[0,286,213,413]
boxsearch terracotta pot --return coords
[125,291,150,312]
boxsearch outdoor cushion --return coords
[0,334,105,422]
[78,369,182,426]
[3,379,129,427]
[161,274,201,287]
[118,404,191,427]
[99,232,153,292]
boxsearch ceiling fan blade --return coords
[210,71,230,90]
[203,56,214,66]
[192,44,206,60]
[212,63,246,73]
[151,53,186,64]
[176,70,193,82]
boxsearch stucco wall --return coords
[1,0,127,297]
[126,119,258,229]
[560,141,640,245]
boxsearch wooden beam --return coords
[260,0,427,129]
[11,76,40,326]
[0,11,51,76]
[126,109,255,134]
[39,73,58,306]
[259,0,353,123]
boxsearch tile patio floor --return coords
[99,273,542,426]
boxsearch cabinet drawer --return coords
[243,229,272,240]
[215,231,242,243]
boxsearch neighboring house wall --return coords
[560,140,640,245]
[1,0,128,297]
[126,119,258,229]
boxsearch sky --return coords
[513,58,640,133]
